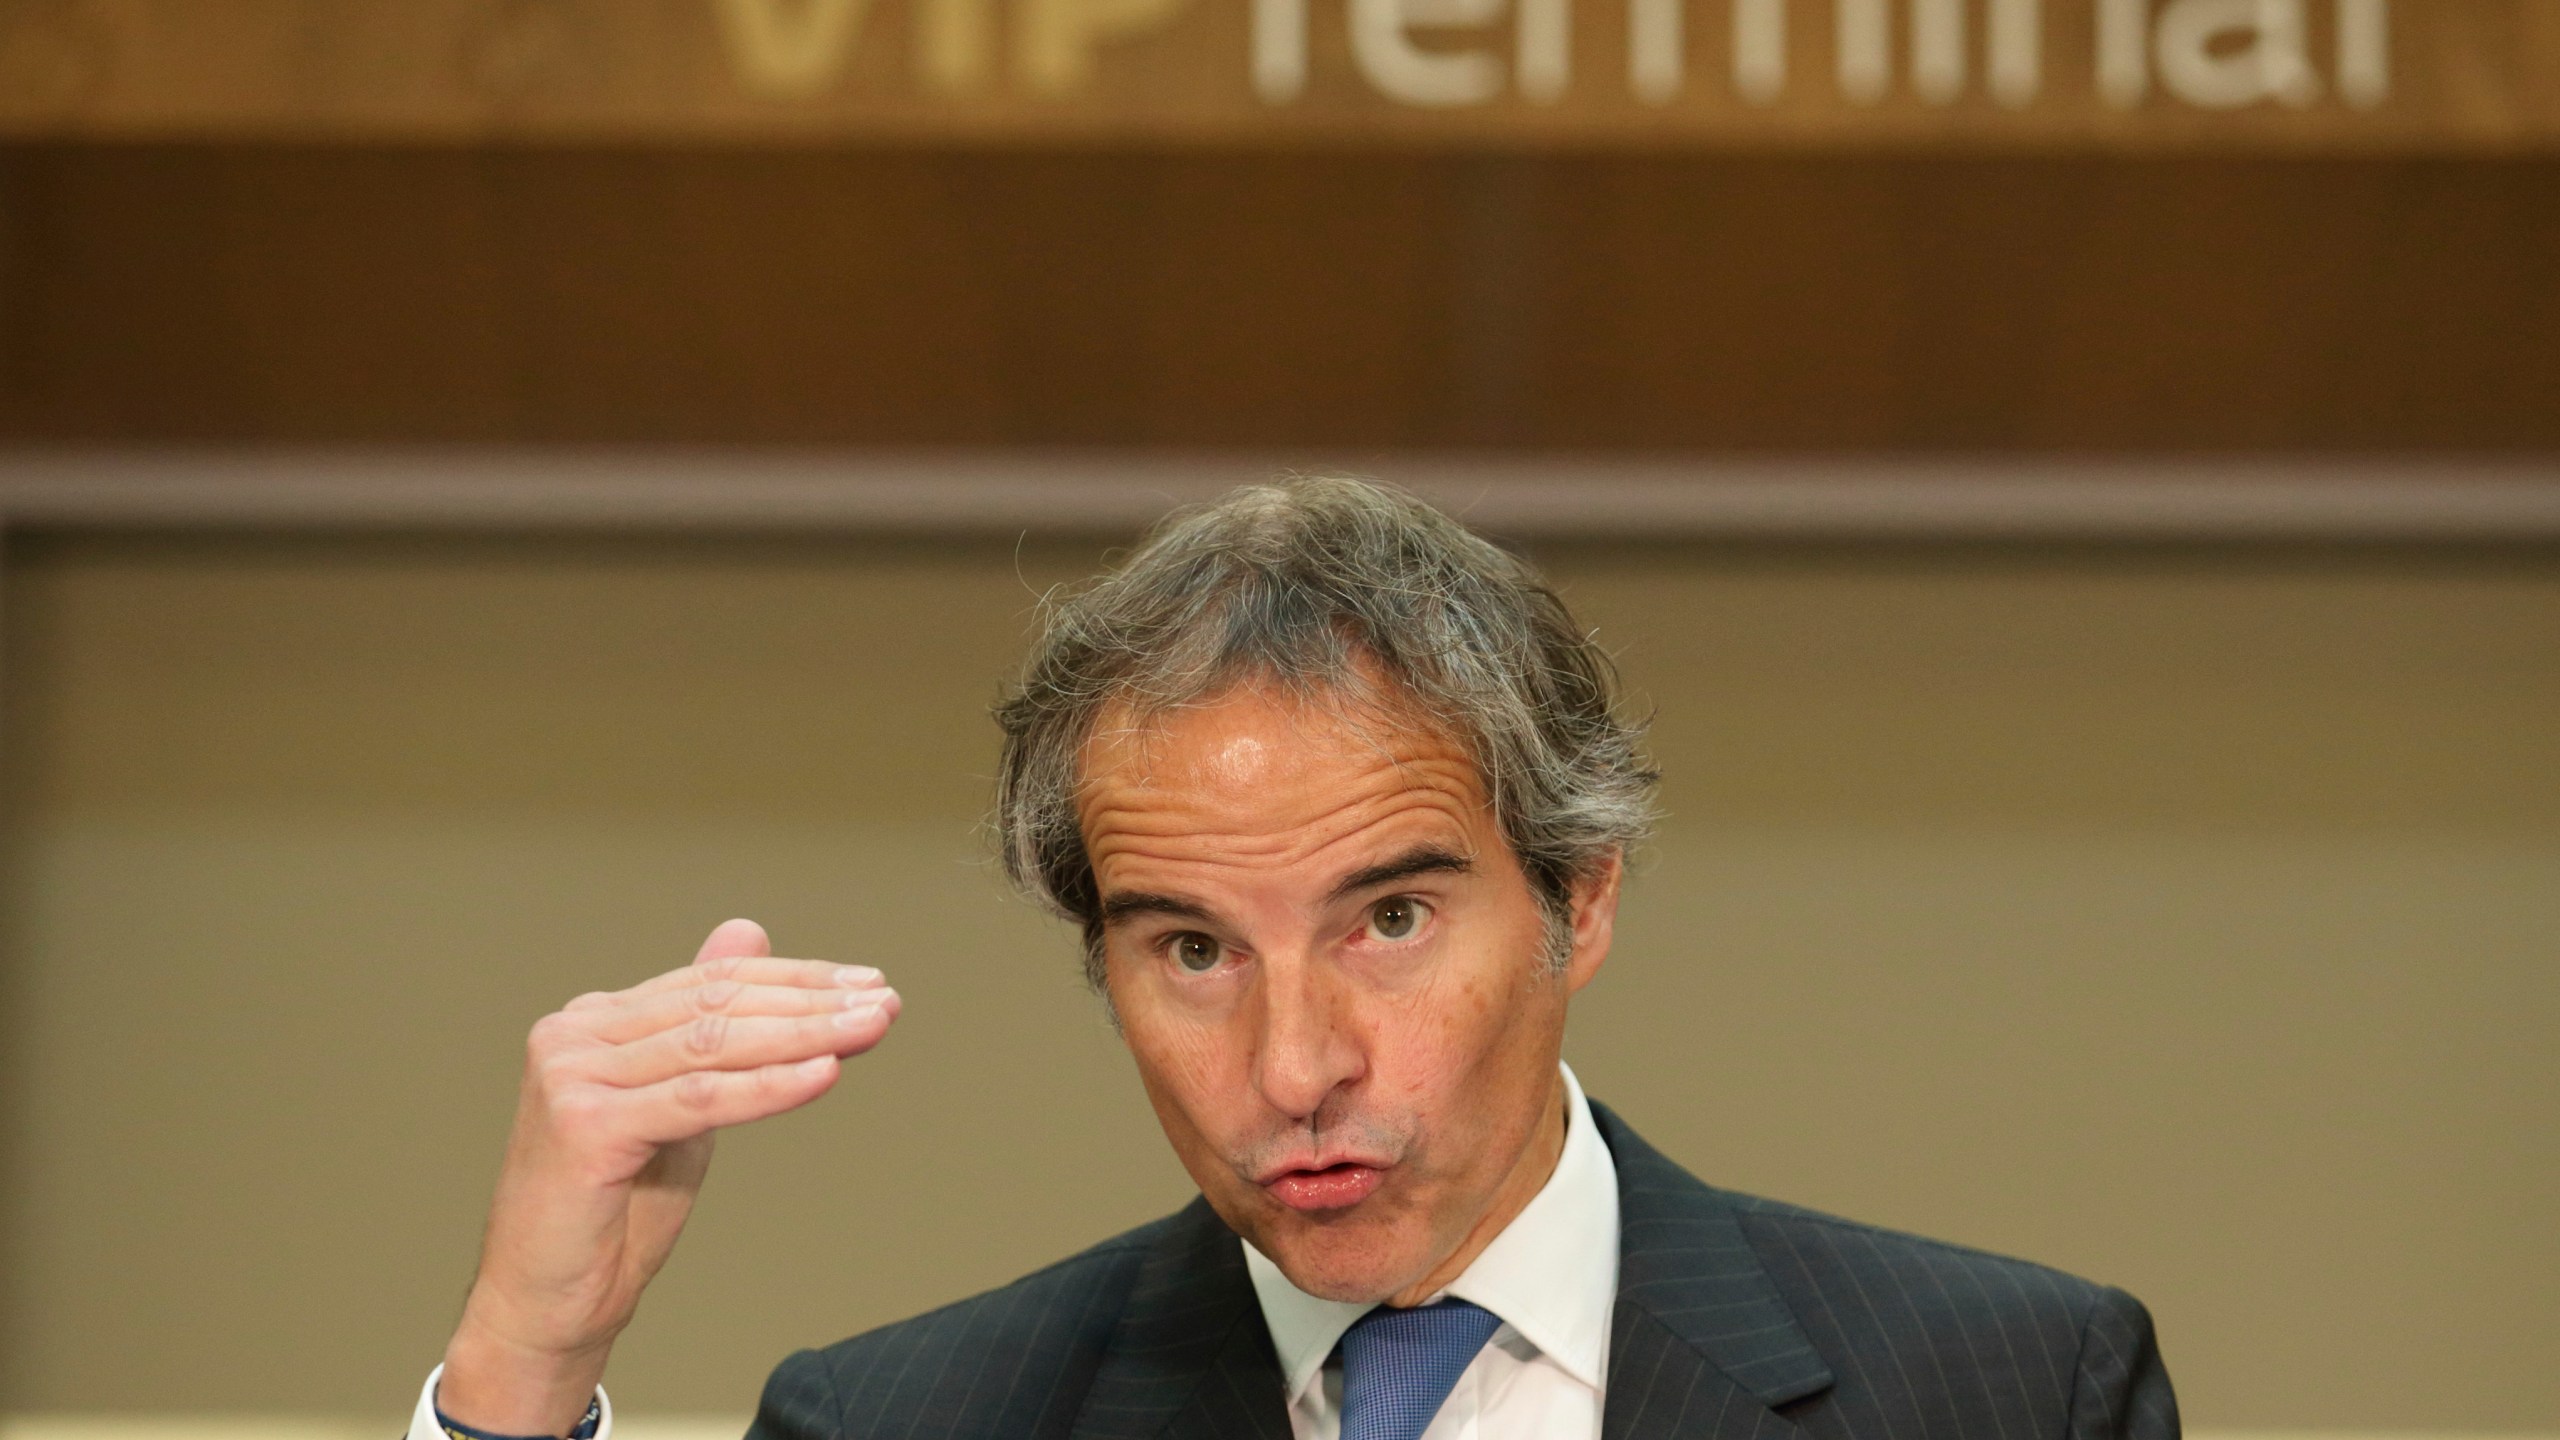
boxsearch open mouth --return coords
[1265,1162,1385,1212]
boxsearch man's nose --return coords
[1250,948,1364,1122]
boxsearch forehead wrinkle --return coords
[1083,761,1488,897]
[1091,746,1479,825]
[1077,680,1496,899]
[1093,779,1478,873]
[1083,714,1477,822]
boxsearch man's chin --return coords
[1243,1209,1434,1305]
[1267,1250,1416,1304]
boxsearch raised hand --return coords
[436,920,899,1434]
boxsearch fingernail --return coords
[835,965,882,986]
[835,994,892,1028]
[798,1055,834,1076]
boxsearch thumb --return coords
[693,917,772,967]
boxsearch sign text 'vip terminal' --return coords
[1,0,2554,145]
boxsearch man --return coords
[413,477,2178,1440]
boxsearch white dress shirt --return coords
[1243,1062,1620,1440]
[408,1363,609,1440]
[408,1063,1615,1440]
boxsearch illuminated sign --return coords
[0,0,2551,146]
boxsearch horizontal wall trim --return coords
[5,1421,2554,1440]
[3,450,2559,544]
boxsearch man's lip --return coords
[1250,1151,1393,1188]
[1263,1163,1386,1212]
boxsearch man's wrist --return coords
[411,1364,612,1440]
[438,1318,614,1437]
[440,1383,604,1424]
[437,1387,602,1440]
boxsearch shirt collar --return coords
[1242,1062,1622,1407]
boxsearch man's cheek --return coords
[1132,1055,1244,1210]
[1132,1014,1246,1139]
[1375,989,1484,1101]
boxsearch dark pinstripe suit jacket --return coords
[748,1104,2177,1439]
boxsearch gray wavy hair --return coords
[993,475,1658,988]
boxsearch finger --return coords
[579,980,884,1046]
[693,918,772,968]
[598,956,881,1006]
[618,1054,846,1146]
[583,993,899,1088]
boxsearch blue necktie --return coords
[1338,1299,1506,1440]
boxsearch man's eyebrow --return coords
[1325,845,1474,904]
[1097,891,1222,928]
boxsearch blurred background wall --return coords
[2,526,2555,1436]
[3,2,2558,1434]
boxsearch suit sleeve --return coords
[745,1348,846,1440]
[2064,1286,2181,1440]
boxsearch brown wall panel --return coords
[3,145,2558,449]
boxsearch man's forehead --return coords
[1078,683,1482,803]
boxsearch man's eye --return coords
[1364,896,1430,943]
[1170,933,1224,973]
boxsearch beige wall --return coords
[1,532,2553,1430]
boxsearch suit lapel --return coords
[1156,1314,1299,1440]
[1066,1196,1292,1440]
[1595,1104,1835,1440]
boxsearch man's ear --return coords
[1562,851,1622,994]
